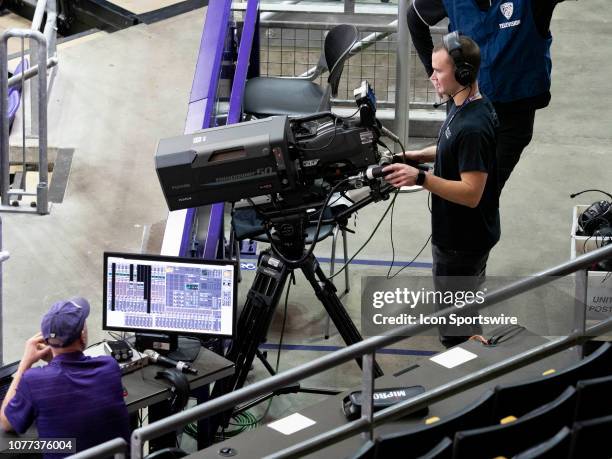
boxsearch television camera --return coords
[155,81,394,213]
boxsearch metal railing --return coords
[30,0,58,136]
[68,438,127,459]
[0,0,58,215]
[0,216,10,365]
[124,244,612,458]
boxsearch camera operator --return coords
[383,34,499,348]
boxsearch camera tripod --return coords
[209,201,386,433]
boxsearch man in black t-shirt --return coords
[407,0,564,192]
[384,34,499,348]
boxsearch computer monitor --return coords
[103,252,237,354]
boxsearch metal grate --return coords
[259,24,443,106]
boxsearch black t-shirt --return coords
[432,97,500,252]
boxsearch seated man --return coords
[0,297,130,457]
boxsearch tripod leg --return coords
[209,251,290,434]
[256,349,277,376]
[301,254,384,378]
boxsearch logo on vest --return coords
[499,1,520,29]
[445,126,451,139]
[500,2,513,20]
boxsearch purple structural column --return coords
[227,0,259,124]
[199,0,261,260]
[202,0,260,259]
[178,0,233,258]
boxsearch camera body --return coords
[155,83,382,211]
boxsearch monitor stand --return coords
[134,333,201,362]
[167,336,201,362]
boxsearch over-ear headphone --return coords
[155,369,190,414]
[443,31,476,86]
[571,190,612,236]
[571,189,612,271]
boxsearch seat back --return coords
[376,390,494,457]
[417,437,452,459]
[513,427,571,459]
[492,341,612,420]
[569,414,612,459]
[144,447,188,459]
[453,386,577,459]
[323,24,358,97]
[574,374,612,421]
[346,439,377,459]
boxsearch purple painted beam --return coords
[188,0,233,131]
[178,0,233,258]
[178,0,260,259]
[227,0,259,124]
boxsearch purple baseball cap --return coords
[41,297,90,347]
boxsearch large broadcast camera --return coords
[155,81,391,211]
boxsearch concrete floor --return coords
[0,0,611,442]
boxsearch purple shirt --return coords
[5,352,130,458]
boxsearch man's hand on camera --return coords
[21,332,52,369]
[383,163,419,188]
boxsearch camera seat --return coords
[243,24,358,118]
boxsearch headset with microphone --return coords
[570,189,612,235]
[571,189,612,271]
[433,31,477,108]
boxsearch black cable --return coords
[296,116,340,152]
[386,234,432,279]
[328,188,400,281]
[385,167,433,278]
[326,126,416,281]
[295,108,361,153]
[255,177,351,266]
[85,340,105,350]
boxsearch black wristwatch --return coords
[416,170,427,186]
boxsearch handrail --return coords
[0,0,57,215]
[0,216,9,364]
[8,57,58,89]
[67,438,127,459]
[30,0,58,135]
[129,244,612,458]
[0,29,49,215]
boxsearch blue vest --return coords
[442,0,552,103]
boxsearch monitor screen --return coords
[103,252,236,339]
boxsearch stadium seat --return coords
[347,439,377,459]
[569,414,612,459]
[453,386,576,459]
[376,390,494,458]
[512,426,571,459]
[416,437,452,459]
[492,342,612,420]
[573,374,612,421]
